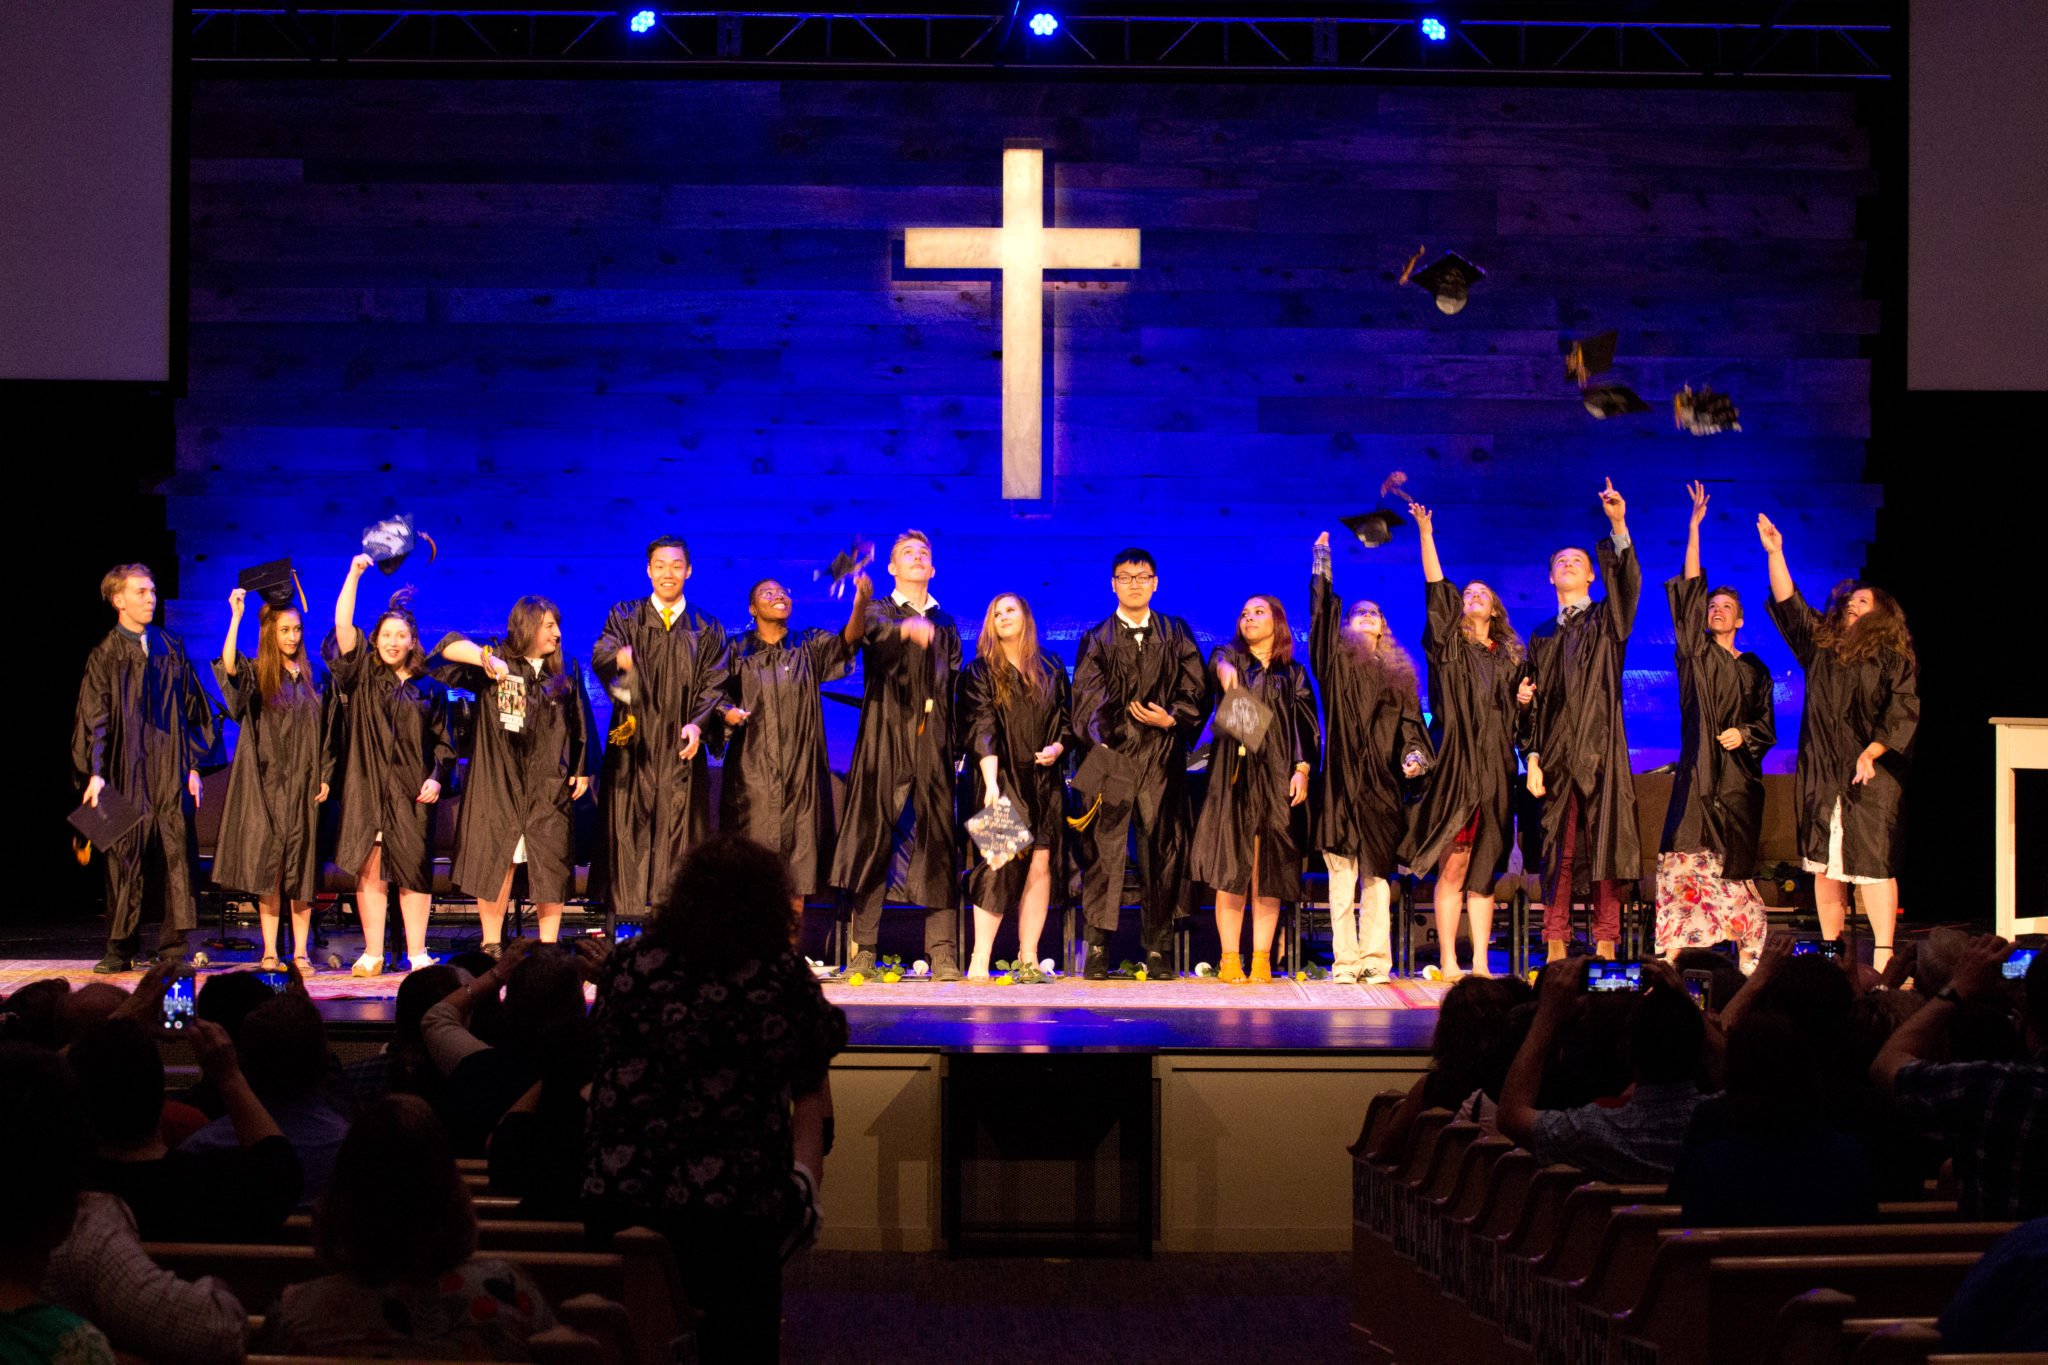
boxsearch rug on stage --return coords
[1,959,1448,1011]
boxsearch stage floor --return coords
[2,957,1446,1052]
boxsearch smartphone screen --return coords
[1681,970,1714,1010]
[254,970,290,994]
[615,922,642,943]
[1816,939,1845,961]
[161,974,196,1030]
[1586,962,1642,993]
[2005,948,2039,980]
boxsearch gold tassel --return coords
[1398,243,1427,286]
[1066,793,1103,832]
[608,714,638,747]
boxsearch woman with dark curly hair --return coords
[1758,514,1919,969]
[583,834,847,1364]
[1378,974,1535,1151]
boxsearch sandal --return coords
[407,952,440,973]
[292,955,316,976]
[258,955,283,972]
[350,953,384,978]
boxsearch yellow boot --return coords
[1546,938,1568,964]
[1594,940,1617,961]
[1218,952,1246,984]
[1249,950,1274,984]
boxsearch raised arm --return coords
[1756,514,1795,604]
[840,572,875,650]
[1598,478,1639,641]
[1683,480,1709,581]
[1415,503,1446,584]
[333,553,374,656]
[222,588,247,676]
[1310,532,1340,685]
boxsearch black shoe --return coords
[1144,951,1175,981]
[845,948,876,975]
[92,951,132,975]
[930,953,964,983]
[1083,946,1111,981]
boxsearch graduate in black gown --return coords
[215,580,333,972]
[330,554,456,976]
[828,530,964,979]
[1759,513,1918,969]
[1069,548,1211,981]
[1310,533,1432,984]
[1657,482,1773,969]
[1523,479,1641,963]
[957,593,1072,981]
[1191,594,1321,985]
[431,596,597,951]
[715,571,871,905]
[72,563,217,973]
[591,536,729,916]
[1409,506,1529,979]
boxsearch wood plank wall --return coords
[169,78,1880,767]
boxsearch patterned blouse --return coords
[582,939,848,1225]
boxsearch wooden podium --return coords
[1991,718,2048,938]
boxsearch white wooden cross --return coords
[905,148,1140,499]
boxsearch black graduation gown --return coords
[827,596,962,910]
[1660,577,1775,876]
[211,654,334,902]
[1411,579,1527,878]
[1767,588,1919,880]
[71,627,217,935]
[431,637,597,905]
[1189,647,1321,900]
[591,600,729,912]
[1309,568,1433,878]
[957,653,1073,911]
[1525,536,1643,889]
[717,627,856,897]
[329,643,456,895]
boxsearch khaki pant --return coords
[1326,854,1392,977]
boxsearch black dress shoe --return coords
[930,953,964,983]
[1145,951,1175,981]
[1083,946,1111,981]
[92,951,132,975]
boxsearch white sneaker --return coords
[1360,967,1390,985]
[1330,965,1361,984]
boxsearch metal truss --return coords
[187,7,1896,79]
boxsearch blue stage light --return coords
[628,9,656,34]
[1028,12,1059,37]
[1421,16,1448,41]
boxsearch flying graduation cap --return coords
[238,558,308,613]
[1673,385,1742,436]
[814,535,875,599]
[1565,330,1619,387]
[1583,384,1653,419]
[361,513,439,575]
[1400,244,1486,315]
[1337,470,1420,549]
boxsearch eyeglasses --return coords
[1113,574,1156,586]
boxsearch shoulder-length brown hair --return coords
[254,606,319,710]
[1230,594,1295,665]
[314,1094,475,1286]
[976,593,1053,712]
[505,594,571,696]
[1814,580,1915,666]
[367,588,430,678]
[1345,598,1420,695]
[1462,581,1525,666]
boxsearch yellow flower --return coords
[881,971,902,984]
[846,972,866,986]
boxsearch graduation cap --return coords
[1213,687,1276,753]
[238,558,307,613]
[362,513,439,575]
[965,795,1035,870]
[1583,384,1653,419]
[814,537,875,600]
[68,785,145,852]
[1339,509,1408,548]
[1067,745,1137,832]
[1400,245,1486,315]
[1565,331,1619,387]
[1673,385,1742,436]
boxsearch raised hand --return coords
[1756,513,1784,554]
[1314,531,1330,549]
[1686,480,1710,528]
[1411,503,1435,535]
[228,587,247,617]
[349,553,375,577]
[1599,477,1626,525]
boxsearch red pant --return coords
[1543,787,1624,942]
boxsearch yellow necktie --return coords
[660,606,674,631]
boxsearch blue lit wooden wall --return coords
[171,78,1880,769]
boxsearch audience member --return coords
[584,834,847,1365]
[0,979,71,1048]
[1872,935,2046,1219]
[43,1190,248,1364]
[1499,959,1708,1182]
[253,1095,557,1360]
[422,939,595,1157]
[0,1044,116,1365]
[338,962,461,1117]
[181,992,350,1204]
[1381,974,1532,1148]
[1937,1216,2048,1352]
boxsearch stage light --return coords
[628,9,656,34]
[1420,16,1448,41]
[1028,12,1059,37]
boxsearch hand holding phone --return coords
[1586,961,1643,993]
[2004,947,2039,981]
[1681,969,1715,1010]
[161,971,197,1031]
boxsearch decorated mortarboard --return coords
[965,794,1035,870]
[1565,331,1620,387]
[1400,245,1486,315]
[362,513,439,575]
[1673,385,1741,436]
[1583,384,1653,419]
[814,536,875,599]
[1213,686,1276,753]
[238,558,307,613]
[67,785,145,852]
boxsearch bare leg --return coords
[1859,879,1898,971]
[355,846,389,973]
[532,902,564,943]
[1466,893,1495,976]
[397,889,434,964]
[476,868,515,948]
[288,900,314,968]
[968,906,1003,978]
[1215,891,1247,958]
[1017,850,1052,967]
[1434,847,1473,977]
[257,893,282,964]
[1250,896,1283,952]
[1815,874,1850,941]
